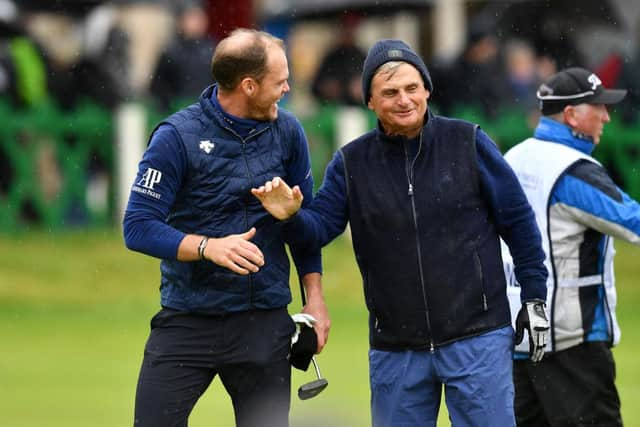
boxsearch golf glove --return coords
[290,313,318,371]
[515,299,549,363]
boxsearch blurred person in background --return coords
[20,3,129,110]
[0,0,54,210]
[0,0,48,109]
[310,12,366,107]
[430,18,507,119]
[252,38,549,427]
[611,20,640,124]
[616,57,640,124]
[503,38,541,123]
[0,0,64,217]
[503,67,640,426]
[123,28,329,427]
[109,0,173,97]
[151,0,215,112]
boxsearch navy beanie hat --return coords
[362,39,433,104]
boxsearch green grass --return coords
[1,231,639,426]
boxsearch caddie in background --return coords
[503,67,640,426]
[253,38,549,426]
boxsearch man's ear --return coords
[367,99,374,111]
[241,78,256,97]
[563,105,577,127]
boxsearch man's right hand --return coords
[204,228,265,275]
[251,177,303,220]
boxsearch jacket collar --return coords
[198,84,272,136]
[533,116,595,155]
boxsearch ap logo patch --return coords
[132,167,163,199]
[200,140,214,154]
[138,167,162,190]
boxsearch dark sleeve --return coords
[122,124,188,259]
[284,118,322,276]
[475,129,548,301]
[284,149,350,247]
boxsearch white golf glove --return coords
[515,299,549,363]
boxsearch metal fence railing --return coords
[0,101,114,231]
[0,101,638,232]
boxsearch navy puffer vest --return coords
[157,86,299,314]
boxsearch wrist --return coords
[280,210,299,224]
[302,273,324,297]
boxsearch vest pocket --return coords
[473,251,489,311]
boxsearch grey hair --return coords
[373,61,406,81]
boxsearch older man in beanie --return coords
[502,67,640,426]
[252,39,548,426]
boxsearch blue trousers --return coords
[369,326,515,427]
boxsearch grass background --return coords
[1,230,638,426]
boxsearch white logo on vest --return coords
[200,140,214,154]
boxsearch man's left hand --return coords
[515,299,550,362]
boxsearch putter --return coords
[296,280,329,400]
[297,356,328,400]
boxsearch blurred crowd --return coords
[0,0,215,112]
[310,14,640,127]
[1,0,639,227]
[1,0,639,123]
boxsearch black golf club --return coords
[296,280,328,400]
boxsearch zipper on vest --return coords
[221,121,271,306]
[403,133,434,350]
[239,141,255,304]
[403,132,423,196]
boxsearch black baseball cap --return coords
[537,67,627,115]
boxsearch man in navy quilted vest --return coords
[123,28,329,427]
[252,39,549,426]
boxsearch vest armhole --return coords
[470,123,482,194]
